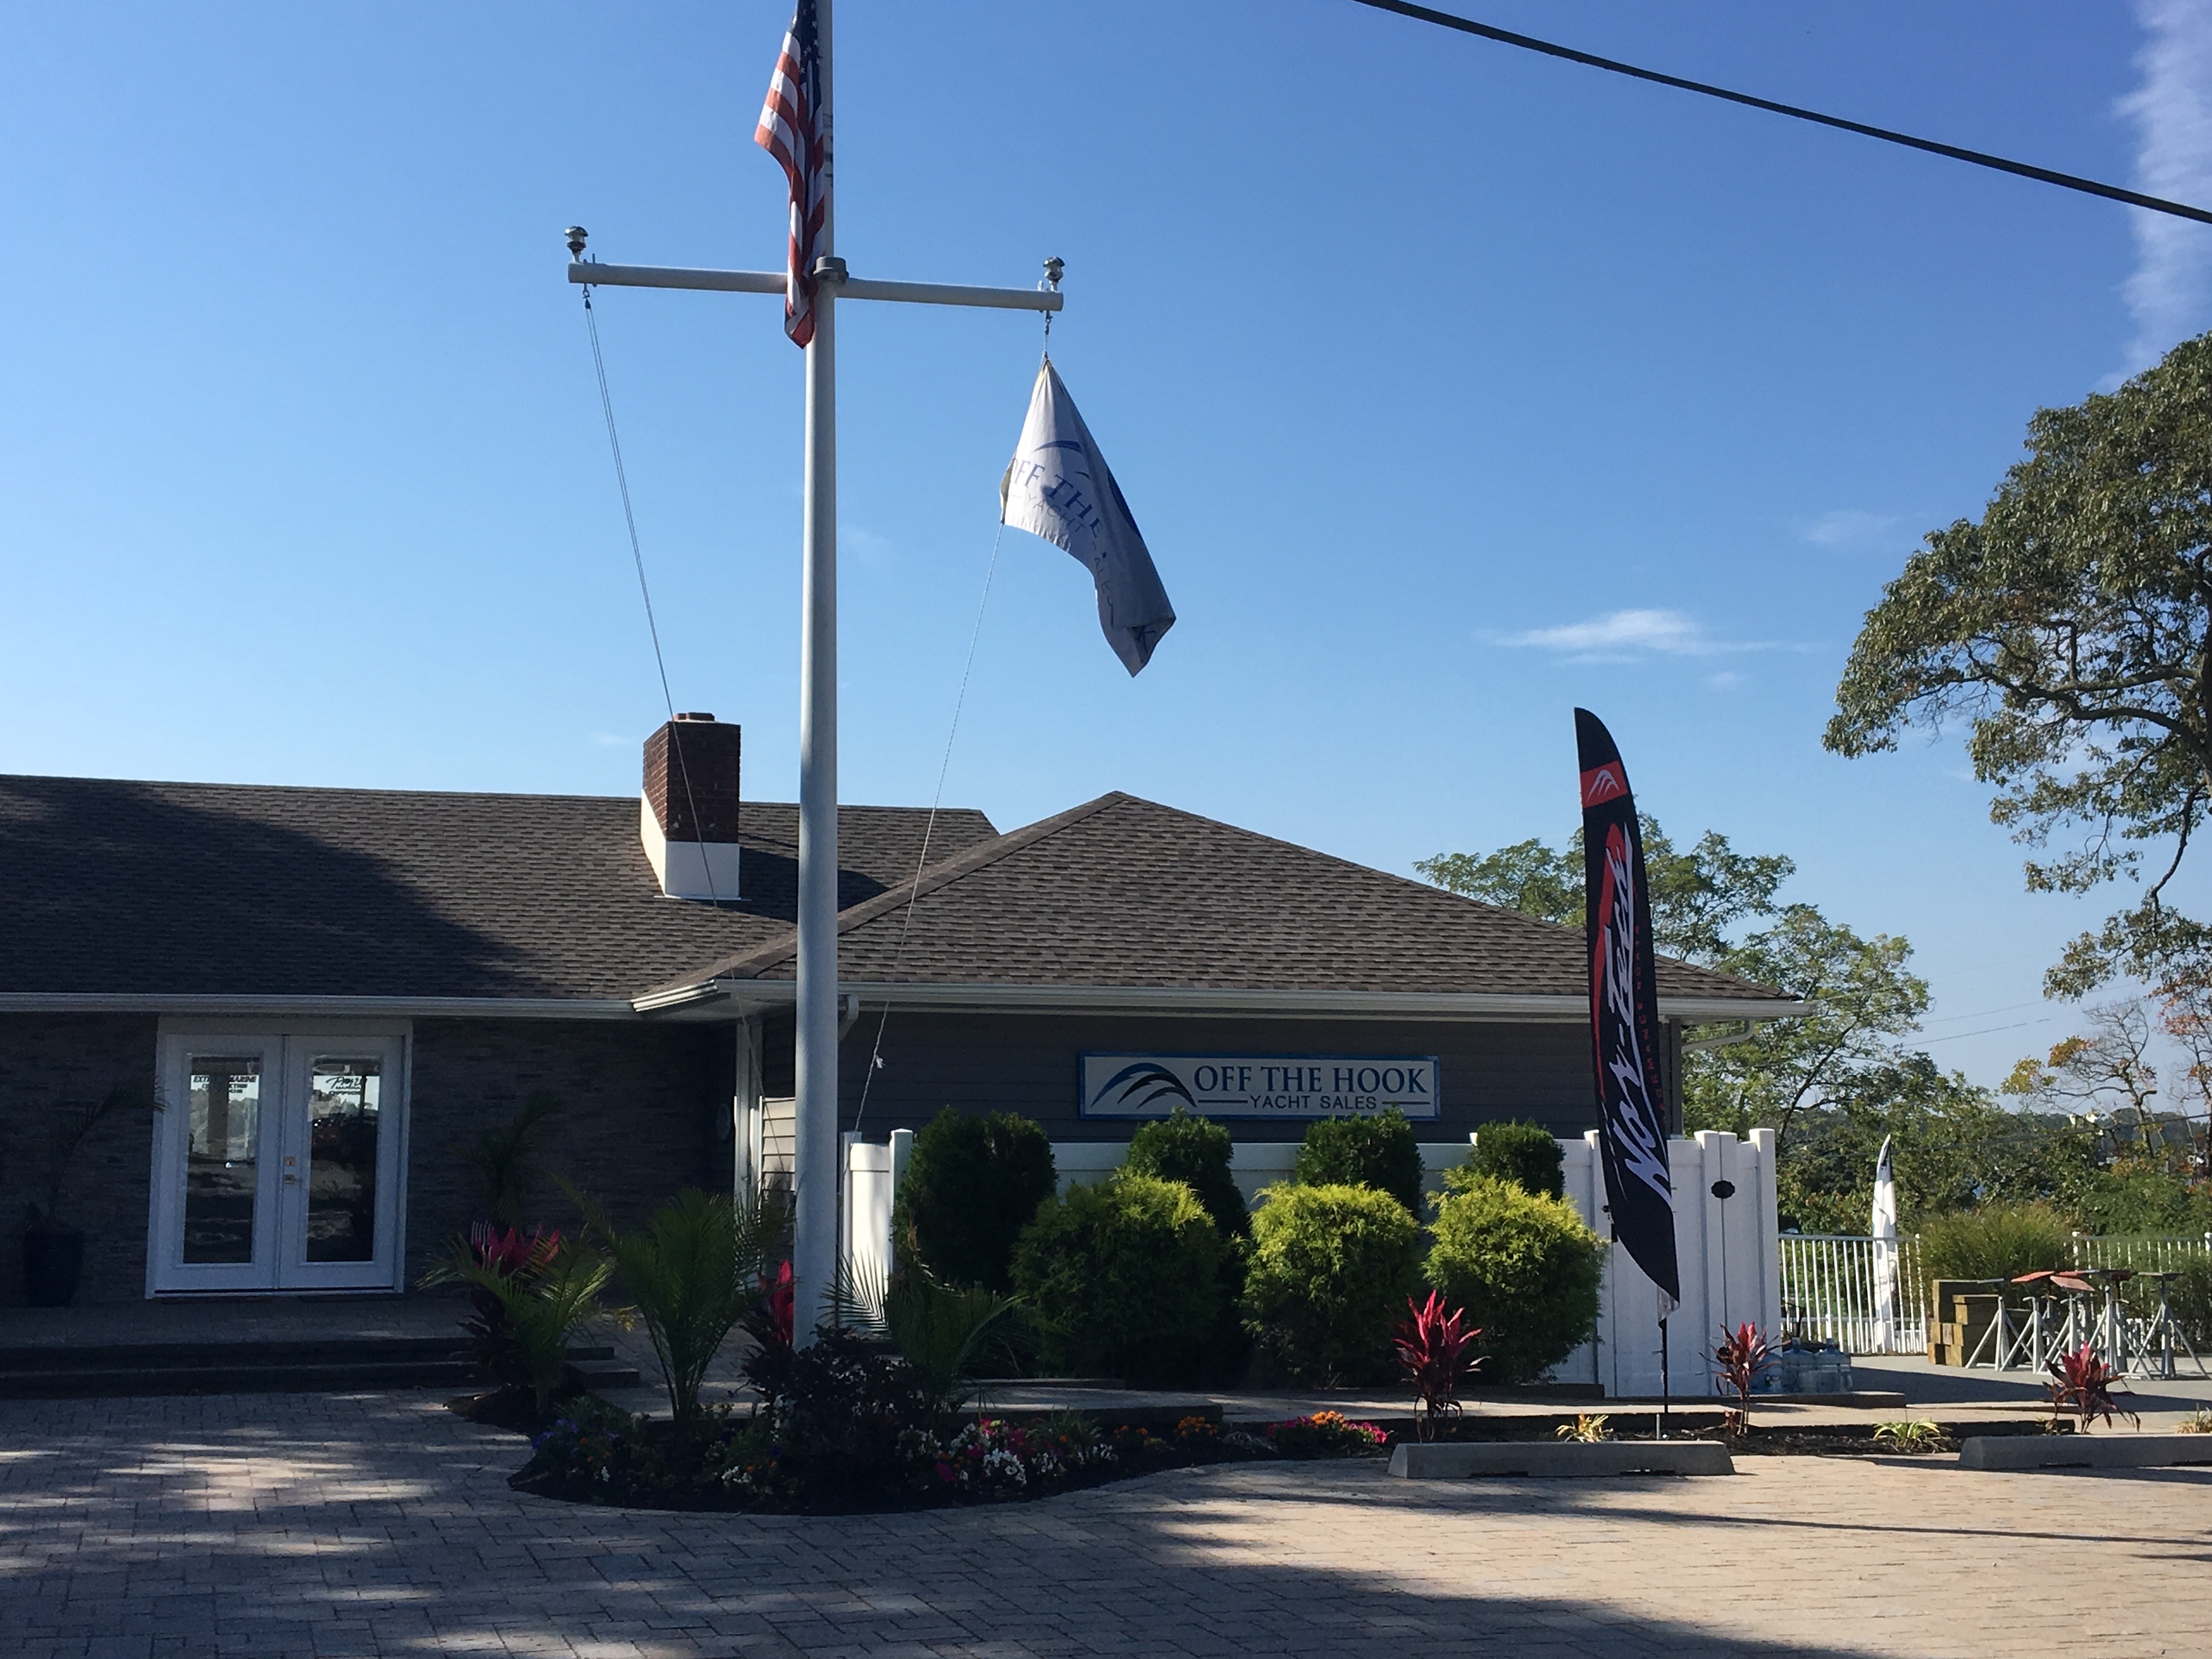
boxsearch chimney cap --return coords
[674,711,718,723]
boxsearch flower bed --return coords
[507,1402,1389,1513]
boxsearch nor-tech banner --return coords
[1079,1053,1441,1119]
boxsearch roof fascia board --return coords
[639,979,1813,1024]
[0,993,644,1020]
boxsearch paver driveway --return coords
[2,1391,2209,1657]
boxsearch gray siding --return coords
[831,1011,1608,1143]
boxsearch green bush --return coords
[1242,1182,1425,1384]
[1126,1107,1249,1235]
[1468,1120,1564,1199]
[1011,1172,1226,1385]
[1425,1170,1605,1385]
[895,1108,1057,1291]
[1916,1203,2071,1288]
[1294,1110,1425,1216]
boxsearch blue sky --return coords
[7,2,2212,1089]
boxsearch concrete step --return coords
[0,1336,622,1400]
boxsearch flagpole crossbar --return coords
[567,261,1063,313]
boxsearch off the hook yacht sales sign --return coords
[1080,1054,1441,1119]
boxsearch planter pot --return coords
[22,1228,86,1307]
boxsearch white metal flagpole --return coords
[793,0,838,1345]
[562,0,1060,1350]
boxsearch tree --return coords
[1415,818,1792,964]
[1681,907,1929,1150]
[2001,1001,2160,1150]
[1421,822,1927,1154]
[1776,1056,2096,1232]
[1826,330,2212,1003]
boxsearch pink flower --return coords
[935,1461,955,1483]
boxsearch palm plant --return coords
[427,1233,620,1415]
[573,1184,786,1425]
[831,1262,1018,1417]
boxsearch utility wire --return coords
[583,285,721,905]
[1346,1,2212,228]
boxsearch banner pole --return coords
[1657,1315,1669,1440]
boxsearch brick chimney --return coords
[641,713,742,900]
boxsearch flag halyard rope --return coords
[583,285,724,906]
[851,518,1008,1137]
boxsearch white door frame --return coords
[149,1020,412,1296]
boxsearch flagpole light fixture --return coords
[566,226,589,260]
[1042,257,1064,291]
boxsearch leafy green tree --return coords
[1415,819,1792,963]
[1681,907,1929,1150]
[1775,1056,2101,1232]
[1826,330,2212,1003]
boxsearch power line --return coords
[1346,1,2212,228]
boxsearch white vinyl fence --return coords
[1779,1231,2212,1355]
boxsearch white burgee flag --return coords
[1870,1135,1899,1351]
[1001,357,1176,675]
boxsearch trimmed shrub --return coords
[1011,1172,1225,1385]
[1242,1182,1425,1384]
[1425,1170,1605,1385]
[1293,1110,1425,1216]
[895,1108,1056,1292]
[1468,1120,1564,1199]
[1916,1203,2070,1289]
[1126,1107,1249,1236]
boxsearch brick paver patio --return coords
[2,1390,2209,1657]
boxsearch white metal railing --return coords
[2069,1232,2212,1274]
[1780,1230,2211,1357]
[1778,1233,1927,1353]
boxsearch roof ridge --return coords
[0,772,993,817]
[679,792,1135,983]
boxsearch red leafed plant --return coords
[1392,1290,1483,1440]
[458,1223,562,1388]
[1713,1322,1775,1432]
[747,1259,796,1352]
[2046,1342,2138,1434]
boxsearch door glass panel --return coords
[304,1056,380,1262]
[184,1056,262,1263]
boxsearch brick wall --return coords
[403,1018,733,1286]
[0,1014,161,1305]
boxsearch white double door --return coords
[150,1027,409,1293]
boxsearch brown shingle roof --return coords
[0,774,995,1000]
[669,792,1788,1004]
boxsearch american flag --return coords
[755,2,828,348]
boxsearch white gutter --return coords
[634,978,1812,1024]
[0,992,644,1020]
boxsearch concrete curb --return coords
[1959,1434,2212,1471]
[1389,1440,1735,1478]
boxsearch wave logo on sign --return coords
[1088,1060,1197,1115]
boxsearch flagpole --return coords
[562,0,1063,1344]
[792,0,838,1345]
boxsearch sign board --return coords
[1079,1053,1441,1120]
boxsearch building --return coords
[0,715,1799,1305]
